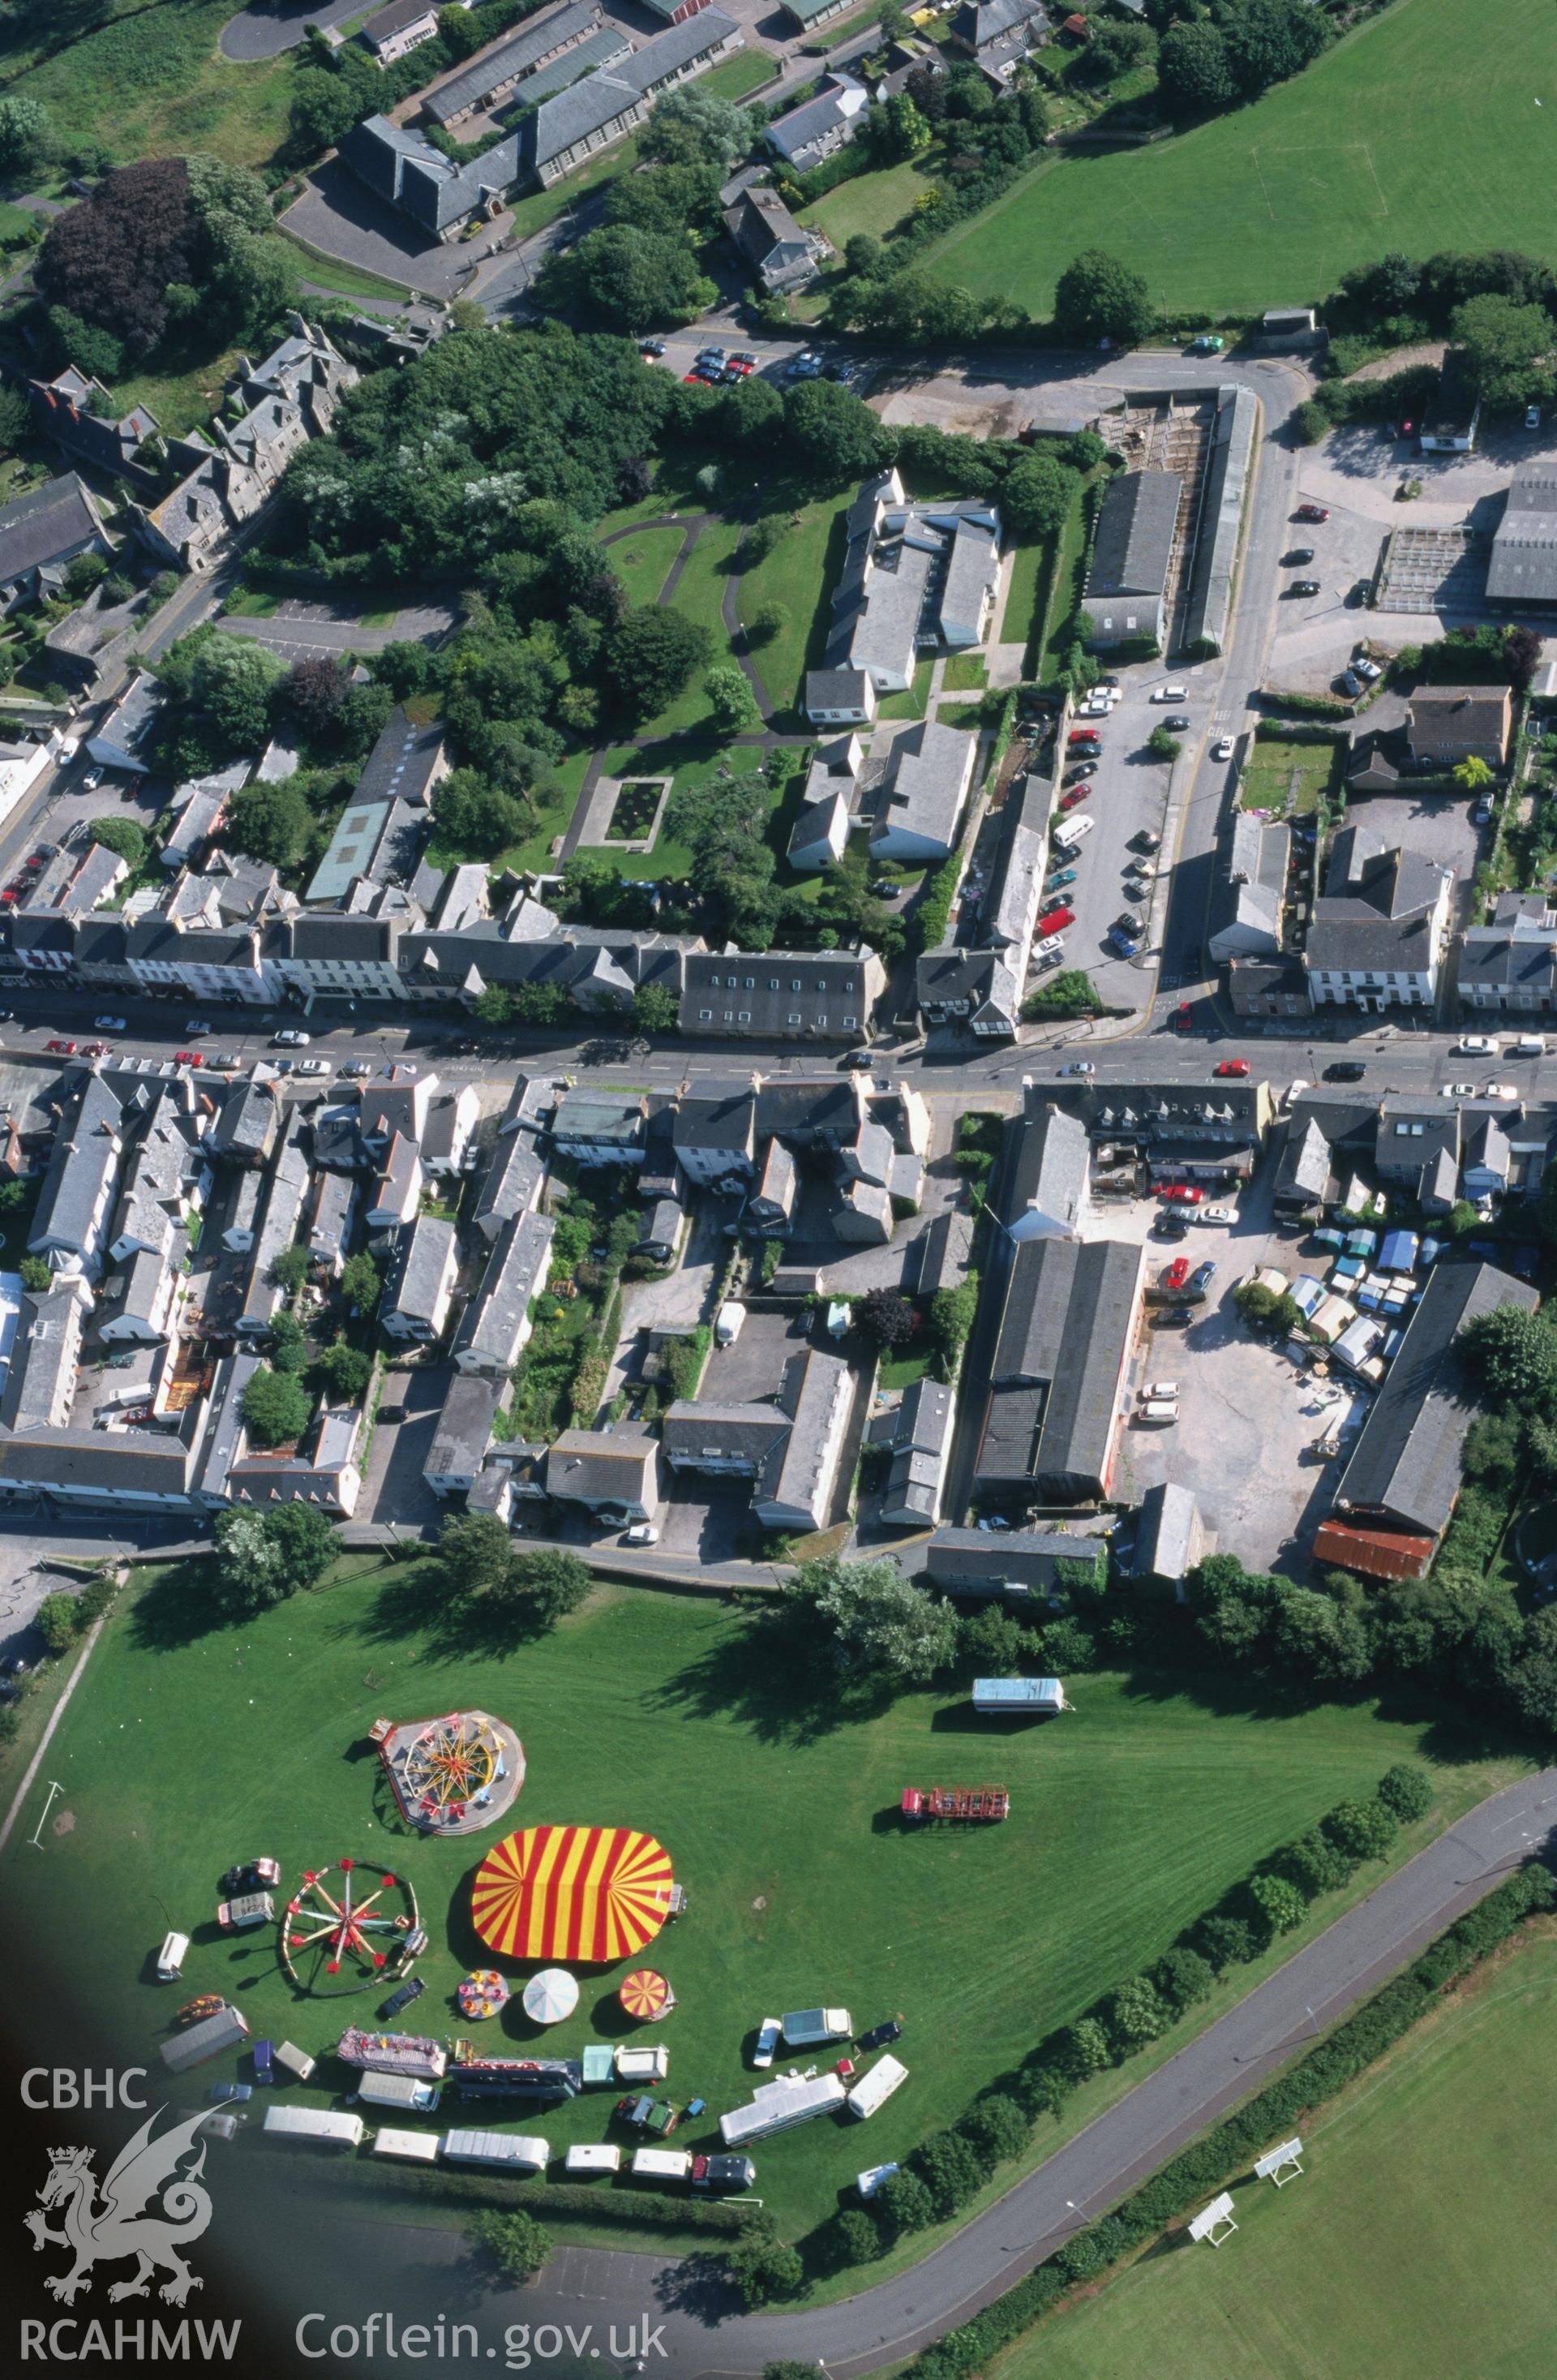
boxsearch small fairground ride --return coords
[899,1785,1010,1823]
[279,1860,423,1997]
[371,1709,525,1837]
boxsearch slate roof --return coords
[454,1208,555,1376]
[384,1214,456,1328]
[546,1427,659,1504]
[1335,1261,1538,1538]
[0,1426,191,1498]
[686,952,875,1039]
[870,718,973,854]
[0,471,105,587]
[978,1237,1141,1493]
[672,1080,756,1161]
[1406,686,1511,754]
[1003,1105,1088,1235]
[661,1401,791,1466]
[1087,470,1180,599]
[427,0,603,119]
[922,1525,1082,1587]
[425,1373,503,1481]
[911,1207,973,1295]
[1487,466,1557,604]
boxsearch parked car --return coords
[81,1042,109,1059]
[1153,685,1188,705]
[1285,548,1315,565]
[1036,907,1074,937]
[377,1404,409,1424]
[220,1858,281,1894]
[1058,788,1087,812]
[1289,579,1320,597]
[692,2154,756,2193]
[1202,1205,1238,1226]
[623,1523,659,1546]
[174,1052,204,1068]
[752,2017,781,2069]
[1118,911,1146,934]
[339,1059,372,1078]
[1160,1257,1191,1292]
[638,339,666,358]
[295,1059,329,1077]
[1324,1060,1366,1081]
[1044,868,1077,892]
[93,1015,127,1032]
[1143,1381,1180,1399]
[208,2082,251,2105]
[1354,655,1382,682]
[1158,1183,1204,1204]
[183,1020,212,1036]
[857,2018,903,2054]
[1061,1060,1095,1076]
[1442,1082,1478,1098]
[1165,715,1190,732]
[1484,1081,1518,1100]
[1153,1209,1189,1239]
[380,1976,426,2020]
[1108,931,1139,956]
[1214,1058,1250,1077]
[1172,1001,1193,1031]
[1295,503,1330,522]
[1456,1036,1499,1056]
[46,1038,76,1055]
[1187,1260,1218,1295]
[1339,671,1363,697]
[844,1049,875,1070]
[207,1053,241,1072]
[272,1029,310,1047]
[1035,941,1065,969]
[1527,406,1542,430]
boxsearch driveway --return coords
[221,0,361,59]
[281,164,508,300]
[1054,672,1187,1009]
[219,595,457,662]
[357,1364,446,1531]
[603,1201,727,1406]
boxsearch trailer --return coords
[899,1784,1009,1823]
[781,2008,851,2047]
[357,2071,441,2113]
[337,2028,447,2081]
[847,2054,908,2120]
[971,1677,1066,1718]
[631,2147,692,2183]
[448,2052,581,2104]
[440,2129,549,2172]
[615,2044,670,2083]
[373,2127,440,2164]
[159,2004,251,2076]
[273,2041,315,2086]
[565,2143,622,2175]
[261,2107,363,2151]
[719,2073,847,2148]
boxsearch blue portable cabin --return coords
[1356,1282,1382,1311]
[972,1677,1066,1717]
[1311,1227,1345,1254]
[1333,1255,1365,1283]
[1383,1326,1405,1360]
[1379,1229,1419,1274]
[1345,1230,1376,1259]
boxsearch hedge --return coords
[899,1863,1554,2380]
[914,852,963,955]
[1254,715,1347,744]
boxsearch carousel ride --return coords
[278,1859,422,1997]
[371,1708,525,1837]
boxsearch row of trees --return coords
[1156,0,1329,121]
[1324,248,1557,413]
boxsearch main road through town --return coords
[302,1764,1557,2377]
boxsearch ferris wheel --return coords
[280,1859,420,1996]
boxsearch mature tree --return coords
[265,1501,338,1595]
[640,86,756,176]
[1505,623,1543,690]
[1147,723,1182,761]
[1376,1763,1435,1824]
[605,608,712,724]
[474,986,515,1026]
[1323,1797,1397,1862]
[88,817,145,867]
[538,224,714,332]
[1247,1871,1307,1936]
[280,655,350,741]
[1449,292,1557,410]
[1280,1826,1353,1897]
[833,2209,882,2266]
[45,305,122,380]
[0,382,30,458]
[19,1256,53,1292]
[241,1368,312,1448]
[911,2129,984,2217]
[437,1510,518,1601]
[860,92,930,165]
[1002,453,1080,540]
[0,96,50,179]
[1151,1945,1215,2012]
[1223,0,1329,97]
[723,2226,803,2305]
[341,1250,384,1317]
[1459,1300,1557,1407]
[212,1509,286,1619]
[1060,2016,1112,2080]
[855,1287,916,1349]
[314,1339,372,1406]
[1085,19,1157,80]
[956,1601,1031,1677]
[35,1590,81,1656]
[1268,1583,1372,1684]
[470,2208,552,2283]
[37,157,199,356]
[631,983,680,1035]
[1053,248,1156,347]
[188,634,287,753]
[1103,1974,1172,2049]
[960,2093,1029,2167]
[783,378,894,484]
[267,1312,308,1376]
[876,2168,936,2236]
[272,1244,311,1296]
[791,1553,955,1685]
[1452,755,1494,792]
[704,662,762,735]
[431,769,525,861]
[490,1548,593,1629]
[744,600,788,649]
[1196,1912,1256,1970]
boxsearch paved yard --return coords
[281,165,507,299]
[358,1364,447,1533]
[1092,1162,1361,1575]
[1055,669,1191,1009]
[603,1199,730,1406]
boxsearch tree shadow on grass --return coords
[126,1557,230,1653]
[646,1612,898,1748]
[337,1566,561,1665]
[1114,1655,1536,1768]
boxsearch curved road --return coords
[221,0,362,62]
[318,1765,1557,2376]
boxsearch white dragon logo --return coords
[24,2107,215,2307]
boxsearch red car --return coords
[0,890,18,905]
[1059,788,1087,811]
[1068,728,1102,747]
[174,1050,204,1068]
[1295,504,1330,522]
[1036,907,1074,937]
[46,1038,76,1055]
[1160,1257,1191,1292]
[1173,1002,1193,1033]
[1214,1059,1250,1078]
[82,1041,109,1058]
[1158,1183,1204,1205]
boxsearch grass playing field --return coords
[926,0,1557,318]
[991,1927,1557,2380]
[0,1562,1521,2251]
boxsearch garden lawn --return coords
[571,742,779,879]
[736,493,851,724]
[1240,734,1342,815]
[626,517,745,741]
[480,745,591,875]
[923,0,1557,319]
[607,523,688,611]
[112,345,244,441]
[993,1929,1557,2380]
[802,153,943,251]
[7,0,296,170]
[1001,535,1054,649]
[699,49,778,101]
[1036,482,1092,681]
[278,234,415,305]
[0,1564,1520,2247]
[877,655,936,720]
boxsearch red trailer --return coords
[900,1785,1010,1823]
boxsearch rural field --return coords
[0,1559,1522,2249]
[993,1927,1557,2380]
[927,0,1557,318]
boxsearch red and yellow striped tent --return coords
[470,1826,675,1965]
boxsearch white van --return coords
[1153,685,1189,703]
[155,1931,189,1982]
[1515,1033,1546,1056]
[357,2071,440,2112]
[1139,1399,1180,1424]
[566,2143,622,2175]
[1052,814,1095,848]
[714,1303,745,1347]
[632,2147,692,2183]
[846,2054,908,2120]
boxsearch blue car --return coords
[1045,868,1077,893]
[1187,1261,1218,1295]
[1109,933,1139,956]
[208,2081,251,2105]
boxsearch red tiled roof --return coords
[1313,1518,1436,1583]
